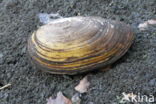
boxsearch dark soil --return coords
[0,0,155,104]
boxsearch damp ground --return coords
[0,0,155,104]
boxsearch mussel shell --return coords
[27,16,133,75]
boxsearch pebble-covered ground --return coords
[0,0,155,104]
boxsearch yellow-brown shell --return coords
[27,16,133,75]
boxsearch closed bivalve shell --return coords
[27,16,133,75]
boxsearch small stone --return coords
[4,93,8,99]
[0,53,3,58]
[38,13,63,24]
[149,78,156,86]
[71,93,81,104]
[21,46,26,55]
[143,54,147,58]
[88,102,94,104]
